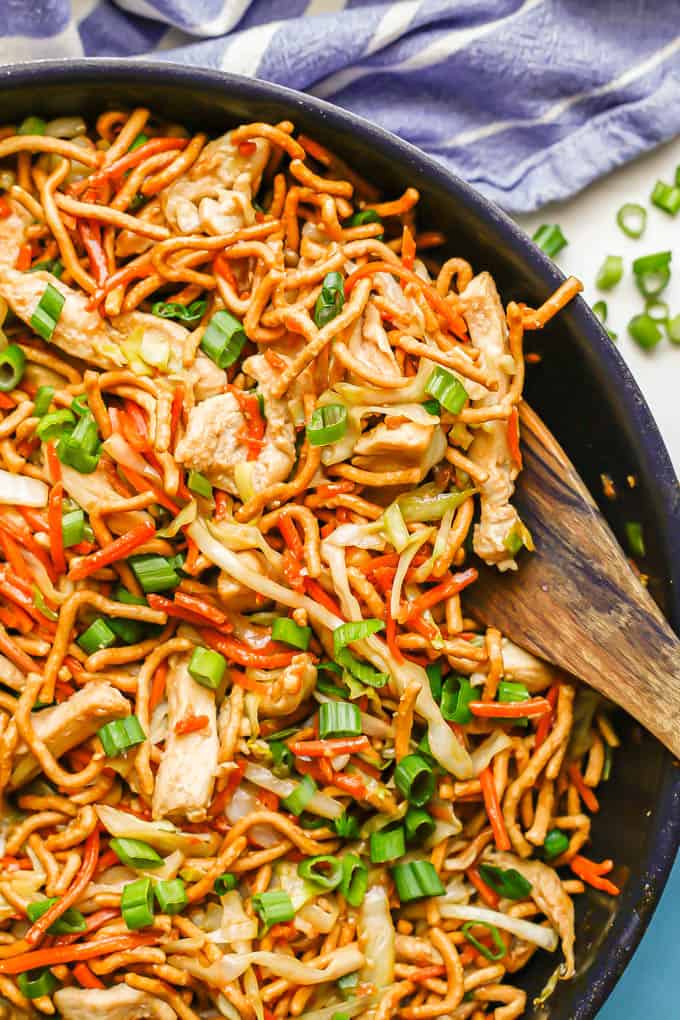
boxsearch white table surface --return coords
[517,139,680,1018]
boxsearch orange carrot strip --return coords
[303,578,344,619]
[77,138,187,191]
[72,962,105,989]
[507,406,522,470]
[48,481,66,575]
[214,490,229,521]
[467,865,500,908]
[278,514,304,559]
[534,683,559,749]
[15,244,32,271]
[0,528,30,582]
[68,520,155,581]
[567,763,600,813]
[256,788,280,812]
[402,225,416,270]
[45,441,61,484]
[199,629,297,669]
[118,466,181,515]
[174,591,231,628]
[0,933,157,974]
[385,589,403,664]
[469,697,552,720]
[175,714,209,736]
[570,854,620,895]
[344,260,468,337]
[479,766,511,851]
[405,569,478,622]
[149,661,168,714]
[77,219,107,287]
[0,196,11,220]
[290,736,370,758]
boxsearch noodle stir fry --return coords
[0,109,618,1020]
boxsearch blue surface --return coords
[599,853,680,1017]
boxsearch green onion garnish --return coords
[543,828,570,860]
[340,853,368,906]
[121,877,154,930]
[271,617,311,651]
[625,520,645,558]
[78,618,116,655]
[334,812,360,840]
[62,508,85,548]
[336,647,389,688]
[130,554,179,593]
[616,203,646,238]
[188,646,227,690]
[405,808,436,845]
[0,343,25,392]
[314,271,345,328]
[478,863,532,900]
[152,298,207,327]
[297,855,343,890]
[391,860,445,903]
[18,116,46,136]
[36,409,75,442]
[650,179,680,216]
[270,740,294,775]
[333,619,384,656]
[532,224,567,258]
[56,410,101,474]
[129,133,149,151]
[252,889,295,930]
[33,385,55,417]
[107,615,147,646]
[646,300,669,323]
[17,968,57,999]
[306,404,348,447]
[70,395,89,417]
[426,662,442,701]
[318,701,361,739]
[26,898,86,934]
[281,774,317,816]
[628,313,663,350]
[214,873,237,895]
[187,470,213,500]
[462,920,507,961]
[97,715,146,757]
[632,251,672,275]
[369,826,405,863]
[635,268,671,299]
[667,314,680,345]
[424,366,468,415]
[440,675,475,724]
[153,877,187,915]
[200,310,247,369]
[30,283,65,341]
[346,209,382,229]
[592,300,607,323]
[595,255,623,291]
[393,753,435,807]
[109,837,163,870]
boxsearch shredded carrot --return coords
[214,490,229,521]
[385,589,404,664]
[290,736,370,758]
[0,393,15,410]
[469,697,552,720]
[214,253,238,290]
[467,864,500,908]
[0,528,30,582]
[507,406,522,469]
[118,466,181,515]
[0,604,32,634]
[47,480,66,575]
[229,387,266,461]
[0,933,157,974]
[208,761,245,817]
[15,244,32,271]
[567,762,600,813]
[175,714,210,736]
[77,218,107,287]
[169,383,185,450]
[278,514,304,559]
[72,961,105,989]
[534,683,559,749]
[303,578,344,619]
[174,591,231,628]
[406,569,478,621]
[401,225,416,271]
[0,196,11,220]
[45,441,61,484]
[256,788,280,812]
[149,661,168,714]
[147,593,231,632]
[570,855,620,895]
[199,629,297,669]
[479,766,511,852]
[68,519,155,581]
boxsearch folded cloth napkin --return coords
[4,0,680,212]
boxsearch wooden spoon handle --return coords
[466,402,680,758]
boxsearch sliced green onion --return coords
[18,116,46,136]
[281,774,317,815]
[333,619,384,656]
[33,385,55,417]
[635,267,670,299]
[334,812,360,840]
[26,898,86,934]
[62,508,85,548]
[340,853,368,906]
[405,808,436,845]
[425,366,468,415]
[70,395,89,417]
[36,408,75,442]
[651,179,680,216]
[33,586,58,622]
[109,837,163,870]
[667,314,680,344]
[595,255,623,291]
[97,715,146,757]
[346,209,382,228]
[398,487,474,523]
[591,301,607,323]
[129,132,149,151]
[298,855,343,890]
[153,877,187,915]
[0,344,25,392]
[252,889,295,930]
[188,646,227,690]
[28,257,63,278]
[646,300,669,323]
[532,224,567,258]
[314,271,345,328]
[78,618,116,655]
[602,744,613,781]
[616,203,646,238]
[121,877,154,930]
[462,921,506,961]
[306,404,348,446]
[422,398,440,416]
[625,520,645,558]
[332,1013,350,1020]
[426,662,442,702]
[30,282,65,341]
[151,299,207,327]
[318,701,361,739]
[369,826,405,863]
[316,675,348,698]
[628,313,663,350]
[200,310,247,369]
[130,554,179,593]
[337,973,359,995]
[543,828,570,860]
[478,863,532,900]
[391,860,445,902]
[498,679,530,703]
[394,754,435,807]
[187,470,212,500]
[271,617,311,651]
[107,615,147,645]
[335,647,388,688]
[17,969,57,999]
[383,502,410,553]
[632,251,672,275]
[214,873,237,895]
[440,675,475,724]
[270,740,294,775]
[56,411,101,474]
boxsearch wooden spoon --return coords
[464,401,680,759]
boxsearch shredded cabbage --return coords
[0,470,48,508]
[438,903,559,952]
[168,944,364,985]
[470,730,514,777]
[359,885,395,989]
[95,804,219,857]
[243,762,343,819]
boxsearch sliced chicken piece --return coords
[258,654,316,718]
[10,683,130,789]
[59,459,150,536]
[484,849,575,978]
[0,652,27,693]
[176,354,296,496]
[353,418,445,479]
[152,652,218,822]
[347,302,402,379]
[163,131,269,236]
[501,638,555,693]
[55,985,176,1020]
[462,271,520,571]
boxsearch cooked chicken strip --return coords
[55,985,176,1020]
[152,651,218,822]
[501,638,556,693]
[257,654,316,718]
[10,683,130,789]
[462,271,521,571]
